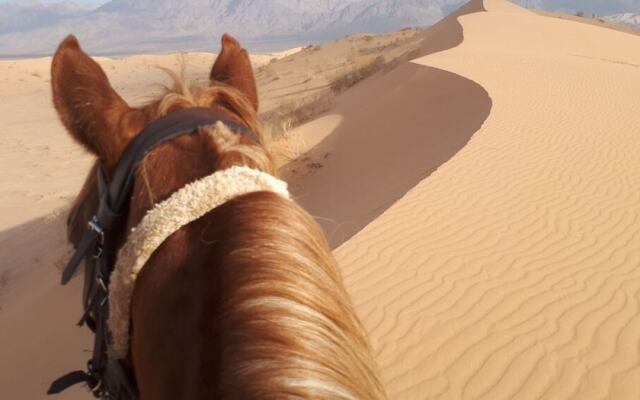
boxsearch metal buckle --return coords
[87,361,104,397]
[87,359,114,399]
[88,216,105,259]
[93,246,103,259]
[88,216,105,245]
[97,276,108,293]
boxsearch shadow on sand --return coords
[286,1,491,248]
[0,210,91,400]
[289,64,492,249]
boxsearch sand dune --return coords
[0,49,299,400]
[286,64,491,248]
[2,0,640,399]
[285,0,490,248]
[291,0,640,398]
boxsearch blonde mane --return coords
[54,33,385,399]
[136,72,387,399]
[154,69,276,175]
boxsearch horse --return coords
[50,33,386,399]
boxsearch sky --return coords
[0,0,109,5]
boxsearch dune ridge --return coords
[321,0,640,398]
[1,0,640,399]
[286,0,491,247]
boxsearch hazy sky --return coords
[0,0,109,5]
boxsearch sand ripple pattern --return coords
[335,2,640,399]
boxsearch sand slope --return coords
[0,50,298,400]
[2,0,640,398]
[304,0,640,398]
[285,0,491,248]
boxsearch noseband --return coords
[49,107,259,399]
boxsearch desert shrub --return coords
[329,55,385,94]
[575,11,584,17]
[261,94,336,138]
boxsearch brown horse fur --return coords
[52,34,386,399]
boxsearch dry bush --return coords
[268,125,309,169]
[261,94,335,138]
[329,55,385,94]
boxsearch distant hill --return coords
[3,0,639,58]
[0,0,467,57]
[0,1,89,35]
[511,0,640,16]
[604,13,640,27]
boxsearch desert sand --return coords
[291,0,640,398]
[2,0,640,399]
[0,49,300,400]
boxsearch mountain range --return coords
[511,0,640,16]
[1,0,639,57]
[0,0,466,57]
[604,12,640,26]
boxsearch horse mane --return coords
[208,191,386,399]
[65,67,386,399]
[144,73,386,398]
[155,69,275,172]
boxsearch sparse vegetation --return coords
[330,56,386,94]
[256,25,425,146]
[261,95,336,139]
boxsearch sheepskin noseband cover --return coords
[108,165,290,358]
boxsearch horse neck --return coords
[130,191,386,399]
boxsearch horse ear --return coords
[51,35,141,165]
[210,34,259,112]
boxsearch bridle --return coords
[48,107,259,399]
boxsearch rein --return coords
[49,107,260,399]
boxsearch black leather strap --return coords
[61,229,102,284]
[106,107,258,219]
[61,107,257,285]
[53,107,259,399]
[48,370,97,395]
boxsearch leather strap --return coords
[48,370,98,395]
[61,107,257,285]
[53,107,260,399]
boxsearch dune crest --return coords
[314,0,640,398]
[2,0,640,398]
